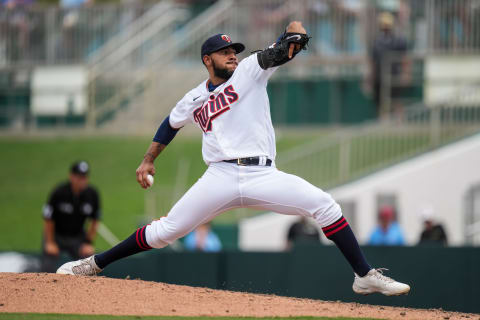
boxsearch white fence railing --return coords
[87,1,188,76]
[1,0,480,131]
[86,1,189,128]
[277,104,480,189]
[87,0,235,128]
[1,0,479,66]
[0,3,159,66]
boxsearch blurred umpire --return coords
[41,161,101,272]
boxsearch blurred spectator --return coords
[41,161,101,272]
[368,205,405,246]
[418,206,448,247]
[61,0,91,10]
[1,0,33,63]
[59,0,95,62]
[330,0,364,55]
[184,223,222,252]
[434,0,471,50]
[255,0,364,56]
[375,0,411,22]
[286,216,321,250]
[367,11,410,118]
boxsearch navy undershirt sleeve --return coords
[153,116,180,145]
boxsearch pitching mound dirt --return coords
[0,273,477,320]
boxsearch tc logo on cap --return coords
[221,35,232,43]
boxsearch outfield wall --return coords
[8,246,480,312]
[93,246,480,314]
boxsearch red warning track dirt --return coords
[0,273,477,320]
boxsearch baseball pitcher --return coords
[58,21,410,296]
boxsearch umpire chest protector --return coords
[43,182,100,237]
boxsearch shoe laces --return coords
[373,268,395,283]
[72,258,98,275]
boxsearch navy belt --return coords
[223,157,272,166]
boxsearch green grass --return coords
[0,135,309,252]
[0,136,198,252]
[0,314,380,320]
[0,127,471,252]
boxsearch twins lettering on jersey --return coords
[193,84,239,132]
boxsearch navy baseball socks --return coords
[56,226,152,275]
[94,225,152,269]
[322,216,371,277]
[323,216,411,295]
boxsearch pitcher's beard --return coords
[212,60,234,81]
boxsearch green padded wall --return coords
[97,245,480,313]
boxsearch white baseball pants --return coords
[145,161,342,248]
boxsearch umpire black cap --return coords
[201,33,245,60]
[71,161,89,176]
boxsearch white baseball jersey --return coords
[145,47,342,251]
[169,53,278,165]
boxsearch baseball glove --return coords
[280,32,310,54]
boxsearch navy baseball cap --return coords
[201,33,245,60]
[71,161,89,176]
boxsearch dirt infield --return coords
[0,273,477,320]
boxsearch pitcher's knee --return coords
[313,195,343,228]
[145,218,191,249]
